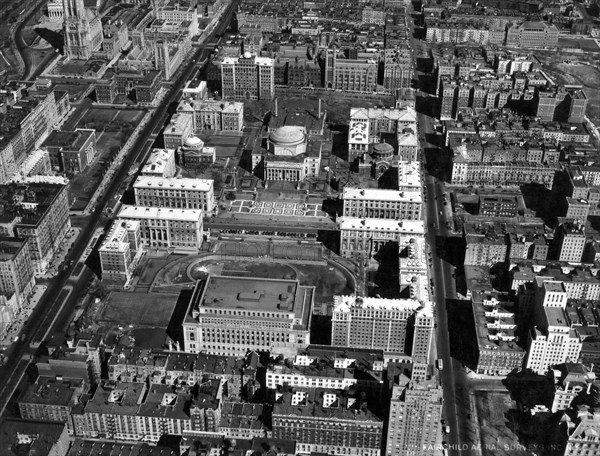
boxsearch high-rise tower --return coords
[63,0,103,60]
[411,304,435,381]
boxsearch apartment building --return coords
[133,176,215,212]
[0,91,69,183]
[338,218,425,259]
[183,275,313,357]
[98,220,143,284]
[266,363,358,391]
[479,195,518,218]
[385,372,443,456]
[221,53,275,100]
[0,237,35,309]
[0,183,71,275]
[451,161,556,189]
[272,388,383,456]
[342,188,422,220]
[117,205,203,251]
[156,1,199,36]
[464,222,508,266]
[525,287,582,375]
[556,221,587,263]
[73,380,223,441]
[411,305,436,381]
[331,295,423,353]
[472,291,525,375]
[18,377,84,434]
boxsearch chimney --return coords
[318,98,322,118]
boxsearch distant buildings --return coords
[0,91,70,183]
[117,205,203,251]
[183,275,313,357]
[323,49,378,93]
[221,53,275,100]
[506,21,559,49]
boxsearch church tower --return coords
[63,0,103,60]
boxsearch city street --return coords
[419,104,482,455]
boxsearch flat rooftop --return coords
[343,187,421,202]
[545,306,570,328]
[200,275,300,312]
[133,176,213,191]
[42,129,94,150]
[338,217,424,234]
[0,237,26,261]
[333,295,423,313]
[118,205,202,222]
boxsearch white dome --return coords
[269,126,305,145]
[184,136,204,149]
[243,51,252,59]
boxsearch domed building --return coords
[178,135,216,168]
[358,142,396,180]
[251,125,323,182]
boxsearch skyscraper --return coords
[411,306,435,381]
[385,372,443,456]
[63,0,103,60]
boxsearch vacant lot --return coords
[99,291,178,327]
[474,391,533,456]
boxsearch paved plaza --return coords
[230,199,324,217]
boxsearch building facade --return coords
[0,237,35,310]
[182,275,313,357]
[99,220,143,284]
[221,53,275,100]
[331,295,423,353]
[133,176,215,212]
[117,205,203,251]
